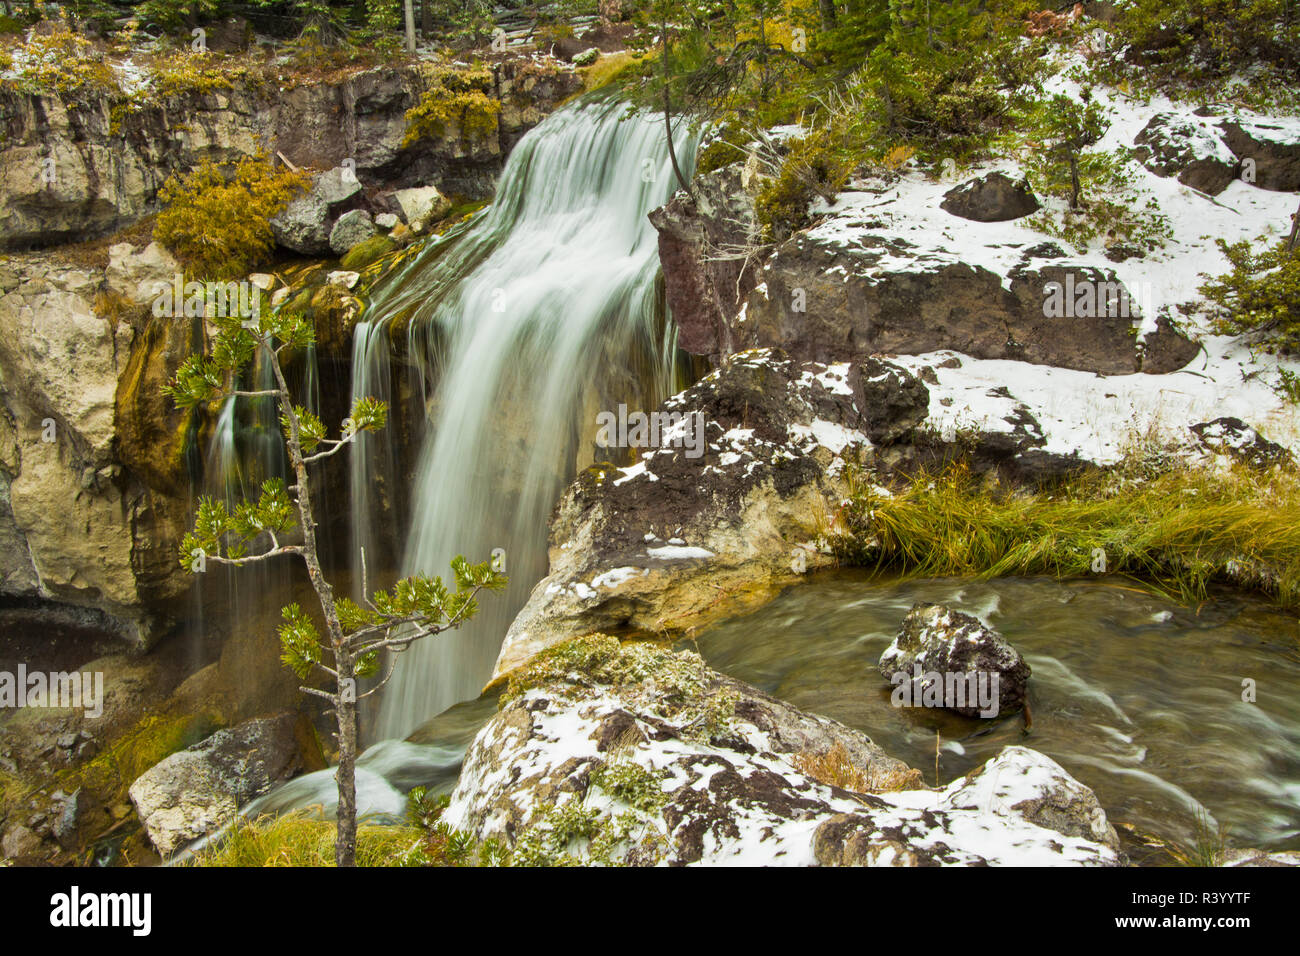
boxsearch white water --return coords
[353,97,700,739]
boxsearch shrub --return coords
[153,152,309,280]
[402,66,501,149]
[755,130,851,241]
[1201,237,1300,352]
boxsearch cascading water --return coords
[352,96,701,739]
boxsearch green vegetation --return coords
[827,462,1300,609]
[165,275,506,866]
[190,813,431,866]
[1202,236,1300,353]
[153,152,309,280]
[402,65,501,149]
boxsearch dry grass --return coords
[189,813,430,867]
[830,462,1300,609]
[792,742,926,794]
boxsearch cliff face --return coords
[0,58,581,250]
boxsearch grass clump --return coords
[191,813,430,867]
[153,151,309,281]
[828,462,1300,608]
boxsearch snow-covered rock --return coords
[448,636,1122,866]
[879,603,1032,717]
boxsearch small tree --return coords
[166,308,506,866]
[1040,91,1109,210]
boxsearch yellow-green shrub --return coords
[153,152,309,280]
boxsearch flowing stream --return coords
[352,96,701,739]
[694,572,1300,858]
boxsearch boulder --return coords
[328,209,377,256]
[447,636,1121,865]
[1219,116,1300,191]
[1190,417,1293,469]
[940,171,1041,222]
[270,193,332,255]
[391,185,451,233]
[128,713,318,857]
[879,603,1032,717]
[314,165,364,208]
[1133,112,1238,195]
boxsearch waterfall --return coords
[350,96,701,740]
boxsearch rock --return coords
[1221,848,1300,866]
[248,273,276,292]
[128,713,317,857]
[492,349,927,679]
[106,241,180,304]
[50,788,87,850]
[1190,418,1293,469]
[270,193,332,255]
[0,824,43,861]
[314,165,364,208]
[326,270,361,290]
[374,212,400,230]
[391,186,451,233]
[814,746,1121,864]
[572,47,600,66]
[339,234,396,271]
[879,603,1032,717]
[940,171,1040,222]
[0,60,580,250]
[1133,112,1238,195]
[648,164,759,361]
[447,636,1121,865]
[1219,115,1300,191]
[651,170,1195,373]
[204,16,253,53]
[328,209,377,255]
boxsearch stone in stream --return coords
[879,602,1031,717]
[128,713,321,857]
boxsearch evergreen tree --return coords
[166,308,505,866]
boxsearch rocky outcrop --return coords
[0,59,580,250]
[448,635,1122,865]
[1218,116,1300,191]
[1190,417,1293,469]
[940,171,1040,221]
[490,349,935,681]
[650,167,1197,374]
[128,712,321,857]
[0,255,191,645]
[879,603,1032,717]
[1133,112,1238,195]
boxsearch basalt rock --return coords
[940,171,1040,222]
[448,637,1121,865]
[1133,112,1238,195]
[1218,115,1300,191]
[879,603,1032,717]
[1190,418,1293,469]
[491,349,931,681]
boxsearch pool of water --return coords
[692,571,1300,857]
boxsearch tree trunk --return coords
[1287,197,1300,254]
[817,0,837,29]
[404,0,417,53]
[421,0,432,37]
[661,24,694,200]
[1069,153,1081,209]
[334,653,358,868]
[266,346,356,866]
